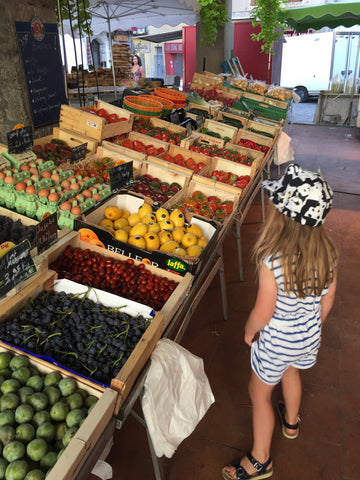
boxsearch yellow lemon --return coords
[130,223,148,237]
[172,227,187,244]
[142,213,157,224]
[127,212,141,227]
[104,205,122,221]
[138,203,153,218]
[186,224,203,239]
[147,222,161,234]
[181,232,197,248]
[121,209,130,219]
[173,247,187,257]
[155,207,170,222]
[186,244,203,257]
[114,229,129,243]
[113,217,129,230]
[170,209,185,227]
[144,232,160,251]
[159,219,174,231]
[158,230,172,245]
[99,218,114,229]
[160,240,179,252]
[122,225,131,234]
[197,236,208,249]
[128,235,146,249]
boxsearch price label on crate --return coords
[70,143,88,163]
[36,212,58,255]
[0,239,37,298]
[109,161,134,190]
[7,126,33,154]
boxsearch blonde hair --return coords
[253,204,339,298]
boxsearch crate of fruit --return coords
[59,100,134,142]
[216,111,248,130]
[33,127,98,165]
[149,144,209,175]
[234,129,274,157]
[197,118,239,144]
[72,192,217,279]
[222,143,265,171]
[131,116,188,146]
[103,132,169,163]
[245,119,280,139]
[166,176,241,227]
[128,160,192,204]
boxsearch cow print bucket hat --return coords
[262,163,333,227]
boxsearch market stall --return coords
[0,73,290,478]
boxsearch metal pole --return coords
[57,0,69,102]
[105,4,117,100]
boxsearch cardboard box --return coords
[59,100,134,142]
[33,126,98,156]
[73,192,217,277]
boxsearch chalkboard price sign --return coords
[7,126,34,154]
[15,19,68,128]
[0,240,37,299]
[170,111,180,125]
[70,143,88,163]
[36,212,58,255]
[109,162,134,191]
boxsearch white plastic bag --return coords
[141,339,215,458]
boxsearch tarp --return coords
[283,2,360,33]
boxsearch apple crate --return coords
[245,119,280,139]
[165,176,241,228]
[198,118,239,144]
[48,230,193,325]
[59,100,134,142]
[149,144,210,174]
[203,71,225,86]
[33,126,98,156]
[199,156,256,198]
[103,132,170,163]
[73,191,216,278]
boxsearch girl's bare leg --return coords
[280,366,301,434]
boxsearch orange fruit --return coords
[89,238,105,248]
[104,206,122,221]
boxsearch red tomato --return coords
[164,154,175,163]
[123,139,134,150]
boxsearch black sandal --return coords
[277,401,300,439]
[221,452,273,479]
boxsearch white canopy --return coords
[61,0,201,36]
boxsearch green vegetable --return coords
[247,127,274,138]
[186,91,209,107]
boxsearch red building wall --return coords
[233,22,272,83]
[182,25,196,90]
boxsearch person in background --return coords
[222,163,339,480]
[132,54,145,85]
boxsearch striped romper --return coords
[251,254,329,385]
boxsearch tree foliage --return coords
[198,0,230,47]
[250,0,288,54]
[55,0,94,36]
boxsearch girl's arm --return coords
[245,263,277,346]
[320,274,337,324]
[140,66,145,78]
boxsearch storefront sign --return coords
[165,43,183,53]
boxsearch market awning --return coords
[136,30,183,43]
[283,2,360,33]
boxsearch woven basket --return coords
[140,95,174,117]
[154,87,187,109]
[123,95,163,117]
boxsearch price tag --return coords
[109,162,134,191]
[7,126,33,154]
[0,240,37,298]
[186,121,193,137]
[170,111,180,125]
[36,212,58,255]
[70,143,88,163]
[196,114,205,129]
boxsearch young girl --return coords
[222,163,339,480]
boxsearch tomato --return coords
[108,113,119,123]
[192,190,207,202]
[175,154,185,163]
[164,154,175,163]
[221,202,233,214]
[118,117,127,122]
[161,133,169,142]
[122,139,134,150]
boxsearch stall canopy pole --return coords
[105,3,117,100]
[57,0,69,101]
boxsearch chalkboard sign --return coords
[196,114,205,129]
[0,240,37,298]
[170,111,180,125]
[36,212,58,255]
[70,143,88,163]
[15,18,68,128]
[7,126,33,154]
[109,162,134,190]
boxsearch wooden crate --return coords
[138,159,192,191]
[186,102,219,119]
[234,129,274,157]
[199,118,239,143]
[59,100,134,142]
[245,119,280,139]
[190,72,222,90]
[181,132,226,149]
[107,131,170,163]
[203,71,225,86]
[223,143,265,171]
[149,117,187,136]
[216,110,248,130]
[149,144,210,174]
[33,126,98,155]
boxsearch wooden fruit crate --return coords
[234,129,274,156]
[138,159,192,191]
[33,126,98,156]
[190,72,223,90]
[216,110,248,130]
[245,119,280,139]
[203,71,225,86]
[186,102,219,120]
[149,116,187,136]
[59,100,134,142]
[149,144,210,174]
[181,132,225,149]
[223,143,265,171]
[198,118,239,143]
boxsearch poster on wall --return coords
[15,17,68,128]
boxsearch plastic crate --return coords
[233,97,288,121]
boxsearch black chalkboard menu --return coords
[109,162,134,191]
[7,126,33,154]
[36,212,58,255]
[0,240,37,299]
[15,18,68,128]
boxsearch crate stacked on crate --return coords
[112,43,132,83]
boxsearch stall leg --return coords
[234,218,243,282]
[131,409,165,480]
[218,246,228,321]
[261,186,266,223]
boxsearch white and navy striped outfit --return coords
[251,254,329,385]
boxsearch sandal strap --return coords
[278,402,299,430]
[246,452,272,473]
